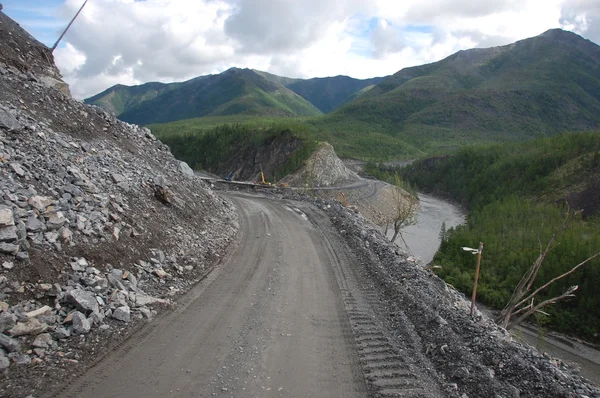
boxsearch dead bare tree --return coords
[497,206,600,330]
[387,185,418,250]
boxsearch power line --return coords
[51,0,88,53]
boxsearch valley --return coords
[1,6,600,398]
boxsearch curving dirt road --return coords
[56,192,442,398]
[58,193,366,397]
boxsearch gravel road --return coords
[58,193,374,397]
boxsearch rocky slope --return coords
[0,11,237,397]
[281,142,359,187]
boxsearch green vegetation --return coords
[158,121,318,179]
[325,29,600,150]
[398,133,600,340]
[363,162,416,195]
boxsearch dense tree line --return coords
[396,133,600,340]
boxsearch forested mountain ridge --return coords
[85,68,323,125]
[330,29,600,143]
[85,68,385,125]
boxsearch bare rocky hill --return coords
[281,142,359,187]
[0,11,237,397]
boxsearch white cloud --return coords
[46,0,600,99]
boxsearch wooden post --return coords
[470,242,484,316]
[51,0,88,53]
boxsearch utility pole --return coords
[51,0,88,53]
[470,242,484,316]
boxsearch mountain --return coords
[331,29,600,144]
[85,68,323,125]
[84,82,173,116]
[253,71,385,113]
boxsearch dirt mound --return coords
[281,142,359,187]
[0,10,236,397]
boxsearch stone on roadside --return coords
[111,173,126,183]
[26,215,43,232]
[70,257,88,272]
[0,207,15,227]
[0,355,9,370]
[10,163,26,177]
[0,242,19,255]
[28,196,53,212]
[2,261,14,269]
[0,312,17,332]
[0,108,21,131]
[72,311,91,334]
[32,333,53,348]
[8,352,31,365]
[152,268,169,279]
[53,327,70,340]
[65,289,99,313]
[112,306,131,323]
[0,333,22,352]
[26,305,53,319]
[135,293,169,307]
[7,318,48,336]
[46,212,66,230]
[178,161,194,177]
[0,226,17,242]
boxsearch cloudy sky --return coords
[4,0,600,99]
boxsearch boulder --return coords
[65,289,99,314]
[112,306,131,323]
[178,161,194,177]
[72,311,91,334]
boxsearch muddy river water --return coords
[392,192,466,264]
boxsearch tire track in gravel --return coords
[302,202,444,398]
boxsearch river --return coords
[390,192,466,264]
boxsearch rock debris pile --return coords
[319,197,600,398]
[0,10,237,397]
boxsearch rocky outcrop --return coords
[280,142,359,187]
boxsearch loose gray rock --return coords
[0,312,16,332]
[53,327,70,340]
[32,333,53,348]
[0,226,18,242]
[178,161,194,177]
[72,311,91,334]
[28,196,53,212]
[0,108,21,131]
[0,333,21,352]
[8,352,31,365]
[7,318,47,336]
[65,289,99,314]
[0,242,19,255]
[0,207,15,227]
[26,215,43,232]
[0,355,9,370]
[112,306,131,323]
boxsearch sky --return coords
[3,0,600,99]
